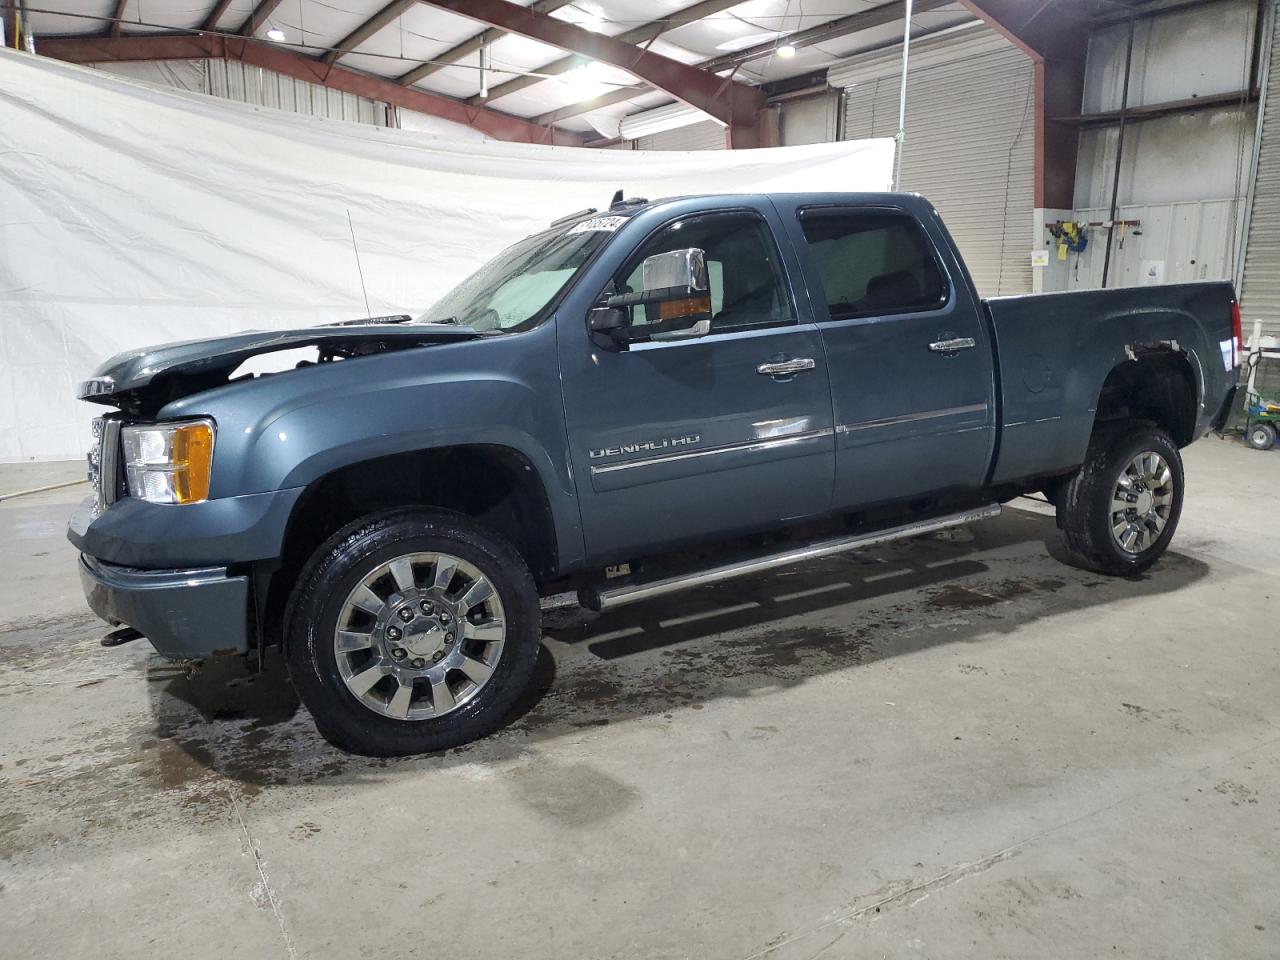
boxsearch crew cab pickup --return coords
[70,192,1242,755]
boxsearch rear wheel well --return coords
[1094,350,1197,447]
[260,445,557,649]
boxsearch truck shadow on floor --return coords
[147,507,1212,787]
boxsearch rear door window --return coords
[798,210,948,320]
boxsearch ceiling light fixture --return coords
[266,26,286,42]
[777,42,797,58]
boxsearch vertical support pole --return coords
[893,0,914,190]
[1101,15,1135,289]
[479,43,489,99]
[18,0,33,52]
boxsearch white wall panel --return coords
[205,60,387,125]
[1058,199,1242,291]
[780,91,838,146]
[1083,0,1256,112]
[1074,107,1257,209]
[94,57,389,126]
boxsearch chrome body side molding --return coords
[589,428,834,475]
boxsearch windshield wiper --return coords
[324,314,413,326]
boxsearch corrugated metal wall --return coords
[833,27,1035,296]
[93,58,388,127]
[1239,1,1280,338]
[1060,199,1242,289]
[205,60,388,125]
[633,119,727,151]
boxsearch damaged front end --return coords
[78,320,480,415]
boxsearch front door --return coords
[558,205,835,562]
[774,200,997,510]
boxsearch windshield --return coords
[417,217,621,333]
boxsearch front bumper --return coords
[67,487,304,569]
[79,555,250,660]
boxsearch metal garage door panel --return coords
[838,28,1036,296]
[1240,4,1280,338]
[635,120,727,151]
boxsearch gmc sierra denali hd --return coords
[71,192,1242,755]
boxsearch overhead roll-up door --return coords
[1239,3,1280,339]
[832,26,1036,296]
[634,119,727,151]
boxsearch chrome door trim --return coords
[835,403,988,435]
[590,428,833,475]
[929,337,977,352]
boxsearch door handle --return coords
[757,358,816,376]
[928,337,976,353]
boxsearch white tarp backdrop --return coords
[0,50,894,462]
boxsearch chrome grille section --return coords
[88,417,123,515]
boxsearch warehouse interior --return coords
[1,0,1278,956]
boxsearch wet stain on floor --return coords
[0,511,1215,868]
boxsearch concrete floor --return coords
[1,438,1277,959]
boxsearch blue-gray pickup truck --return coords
[71,192,1242,755]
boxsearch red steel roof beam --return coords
[35,35,586,146]
[417,0,765,130]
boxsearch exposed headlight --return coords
[121,419,215,504]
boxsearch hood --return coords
[78,321,481,414]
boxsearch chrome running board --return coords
[580,504,1002,612]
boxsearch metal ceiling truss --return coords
[37,33,586,145]
[413,0,766,136]
[533,0,953,127]
[238,0,287,37]
[38,0,954,149]
[395,0,578,83]
[464,0,748,107]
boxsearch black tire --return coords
[285,509,541,756]
[1056,422,1184,576]
[1246,422,1276,451]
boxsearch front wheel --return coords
[285,509,541,756]
[1056,423,1184,576]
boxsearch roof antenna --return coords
[610,189,624,208]
[347,209,372,320]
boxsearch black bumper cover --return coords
[79,555,250,660]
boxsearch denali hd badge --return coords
[590,434,701,459]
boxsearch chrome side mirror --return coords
[605,247,713,343]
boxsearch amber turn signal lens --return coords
[658,295,712,321]
[171,422,214,504]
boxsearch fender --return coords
[160,323,588,571]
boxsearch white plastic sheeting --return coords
[0,50,894,461]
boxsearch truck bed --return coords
[984,281,1238,484]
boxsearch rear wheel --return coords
[1246,422,1276,451]
[286,509,540,756]
[1056,423,1184,576]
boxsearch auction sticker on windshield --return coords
[567,216,627,234]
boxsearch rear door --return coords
[774,199,996,510]
[557,202,835,561]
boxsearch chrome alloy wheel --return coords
[1110,451,1175,554]
[333,552,506,720]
